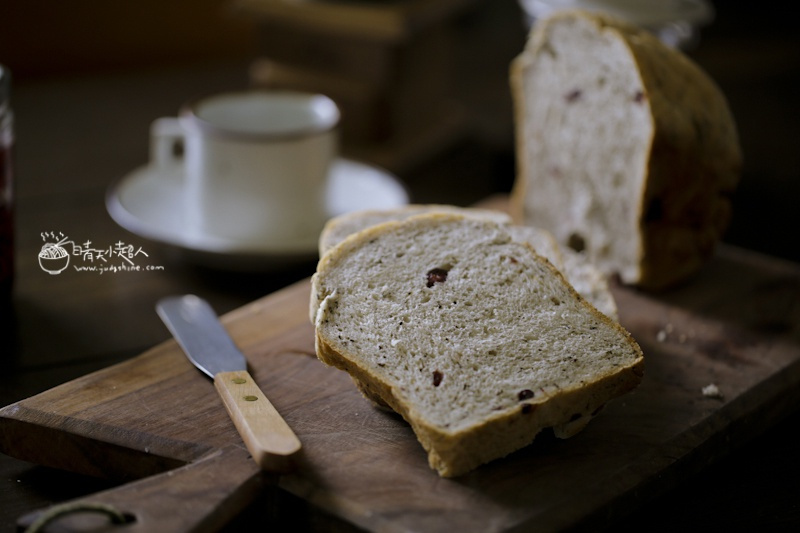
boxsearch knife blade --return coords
[156,294,301,471]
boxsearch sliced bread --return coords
[509,225,618,320]
[318,204,512,257]
[319,205,618,320]
[311,213,643,477]
[510,10,741,290]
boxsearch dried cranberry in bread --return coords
[510,10,741,290]
[311,213,643,477]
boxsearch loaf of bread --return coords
[510,10,741,290]
[319,205,618,320]
[311,213,643,477]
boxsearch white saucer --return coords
[106,158,409,270]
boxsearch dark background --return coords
[1,0,798,262]
[1,1,799,531]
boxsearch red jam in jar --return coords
[0,65,13,299]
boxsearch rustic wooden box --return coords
[233,0,479,172]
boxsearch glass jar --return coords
[1,65,14,300]
[517,0,715,49]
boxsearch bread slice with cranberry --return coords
[311,213,643,477]
[510,10,741,290]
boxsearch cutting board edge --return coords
[0,408,200,481]
[553,347,800,532]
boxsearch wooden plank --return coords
[2,246,799,532]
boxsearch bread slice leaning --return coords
[510,10,741,290]
[311,213,644,477]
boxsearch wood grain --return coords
[2,245,799,532]
[214,370,302,471]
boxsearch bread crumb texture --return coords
[312,214,643,476]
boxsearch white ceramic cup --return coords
[151,91,340,249]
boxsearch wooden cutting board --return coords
[2,245,799,532]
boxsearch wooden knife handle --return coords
[214,370,302,471]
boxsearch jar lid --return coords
[519,0,714,27]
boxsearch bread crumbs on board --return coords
[702,383,724,399]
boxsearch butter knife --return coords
[156,294,301,471]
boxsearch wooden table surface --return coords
[2,11,799,531]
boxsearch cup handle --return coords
[150,117,184,170]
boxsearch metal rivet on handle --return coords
[232,377,247,384]
[243,395,258,402]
